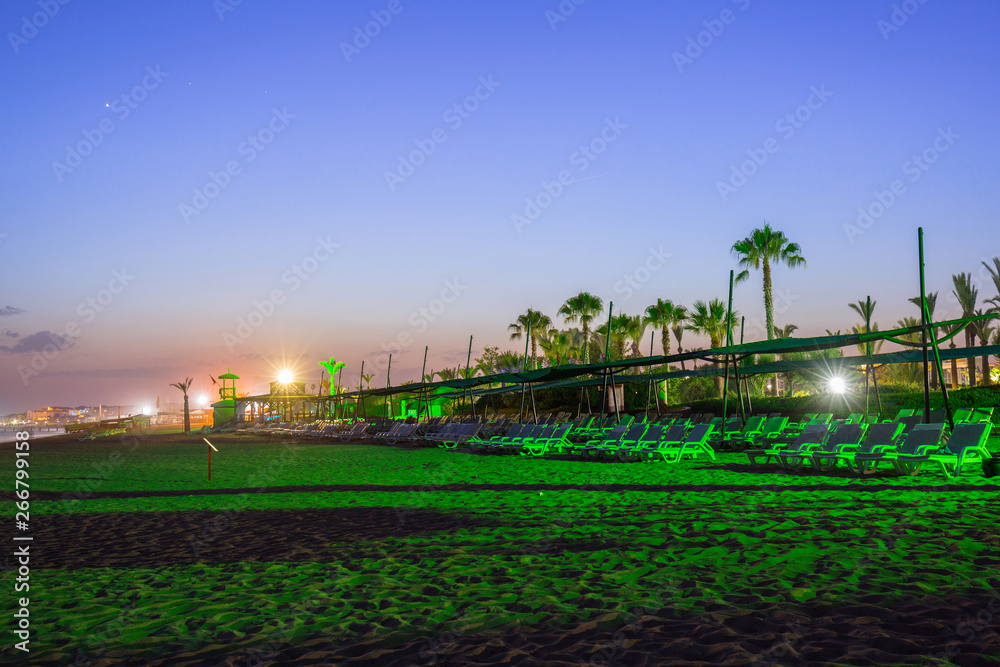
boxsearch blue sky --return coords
[1,0,998,414]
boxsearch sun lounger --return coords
[912,423,992,477]
[853,423,945,475]
[521,423,573,456]
[747,424,830,467]
[646,424,716,463]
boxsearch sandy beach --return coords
[5,430,999,665]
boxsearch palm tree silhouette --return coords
[169,377,193,432]
[952,273,979,386]
[732,222,806,341]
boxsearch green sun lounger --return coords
[853,423,945,475]
[647,424,716,463]
[778,422,867,471]
[747,424,830,467]
[914,423,992,477]
[521,423,574,456]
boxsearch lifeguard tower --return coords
[212,369,240,427]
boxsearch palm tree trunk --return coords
[762,260,780,395]
[763,260,775,340]
[183,394,190,432]
[582,322,590,364]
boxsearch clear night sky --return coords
[1,0,998,414]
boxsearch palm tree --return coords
[508,308,552,370]
[539,329,575,366]
[772,323,798,339]
[625,314,648,360]
[361,373,374,390]
[982,257,1000,313]
[732,222,806,341]
[643,298,685,357]
[894,316,923,384]
[896,316,922,344]
[169,377,193,432]
[848,298,877,325]
[671,306,689,369]
[971,310,995,387]
[318,357,346,395]
[687,299,737,395]
[435,368,459,381]
[558,292,603,364]
[851,323,884,356]
[908,291,940,388]
[595,314,632,361]
[952,273,979,386]
[496,349,525,373]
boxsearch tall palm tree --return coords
[971,310,995,387]
[982,257,1000,313]
[687,299,737,395]
[558,292,603,364]
[908,291,940,388]
[643,298,685,357]
[169,377,193,433]
[732,222,806,341]
[952,273,979,386]
[508,308,552,370]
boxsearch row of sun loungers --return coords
[231,407,994,476]
[746,420,993,477]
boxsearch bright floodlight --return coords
[277,369,294,384]
[197,394,209,407]
[829,377,847,394]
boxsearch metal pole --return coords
[359,360,366,420]
[918,227,932,422]
[385,354,392,419]
[646,330,654,420]
[738,316,749,419]
[864,295,871,415]
[530,384,538,423]
[519,323,530,421]
[464,335,474,417]
[336,366,344,420]
[602,302,613,415]
[418,346,429,420]
[722,270,734,443]
[919,228,954,430]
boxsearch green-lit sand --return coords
[6,431,1000,665]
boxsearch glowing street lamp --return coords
[277,369,294,385]
[829,377,847,394]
